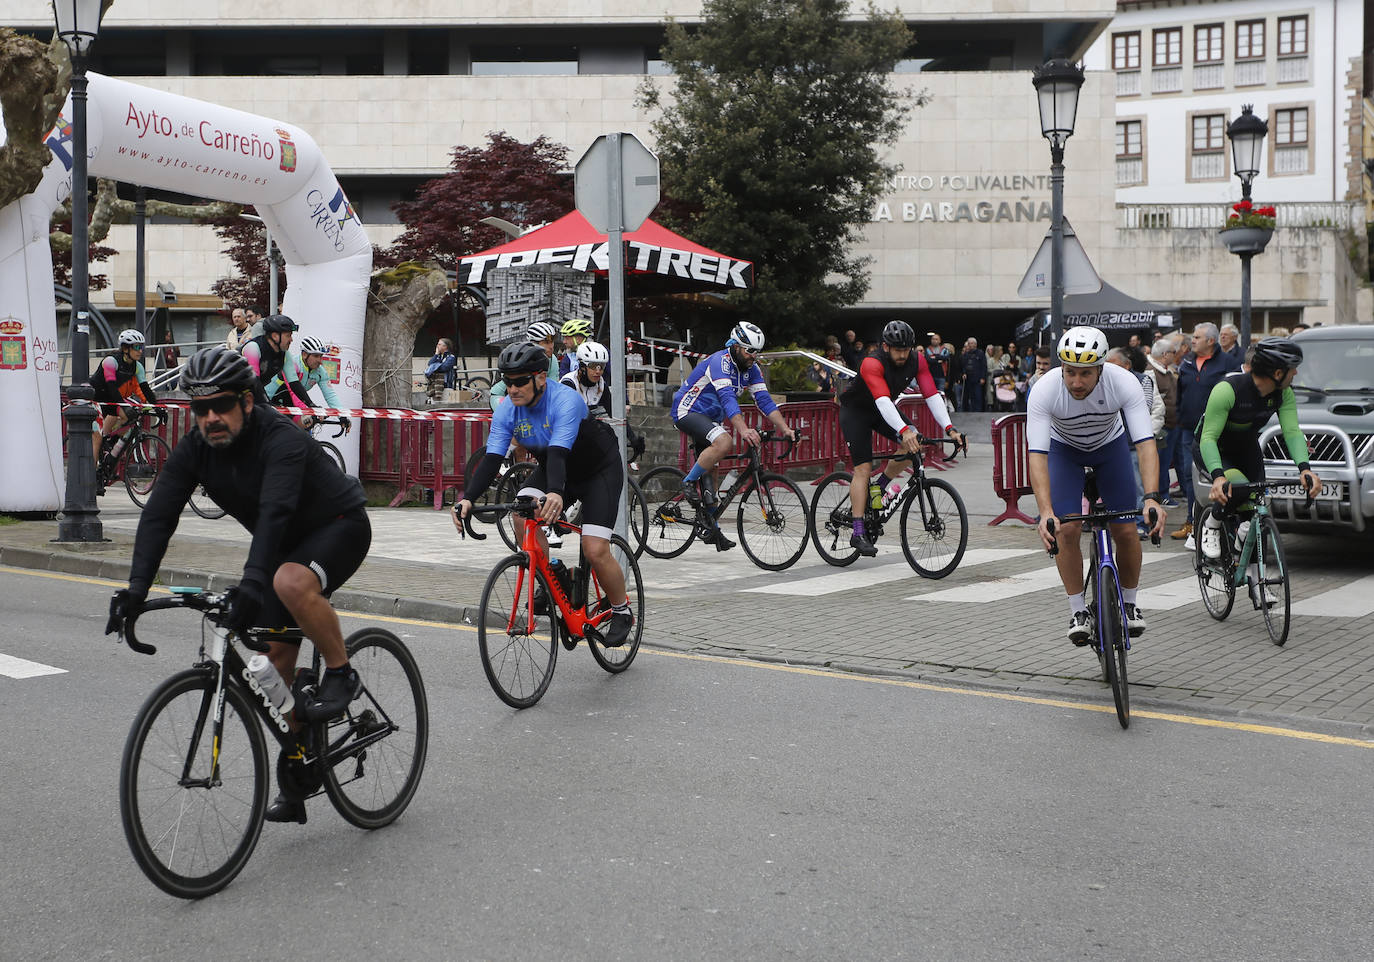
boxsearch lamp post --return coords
[1226,104,1270,351]
[1032,59,1085,359]
[54,0,105,542]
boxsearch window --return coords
[1112,32,1140,70]
[1278,16,1307,56]
[1189,113,1226,180]
[1236,20,1265,59]
[1152,27,1182,67]
[1273,106,1310,174]
[471,45,578,75]
[1194,24,1223,63]
[1115,120,1144,186]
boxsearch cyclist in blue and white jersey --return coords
[455,341,633,647]
[670,322,797,547]
[1027,326,1166,644]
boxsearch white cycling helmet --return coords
[576,340,609,365]
[118,329,146,348]
[1057,326,1109,367]
[298,335,327,356]
[729,321,766,352]
[526,321,557,342]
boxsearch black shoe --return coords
[300,666,362,722]
[710,528,735,551]
[1067,610,1092,645]
[849,532,877,557]
[264,793,307,824]
[603,608,634,647]
[680,479,702,507]
[698,480,720,508]
[533,583,550,615]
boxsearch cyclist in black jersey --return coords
[106,347,371,825]
[242,314,312,409]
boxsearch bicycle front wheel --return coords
[587,534,644,673]
[124,433,172,506]
[899,477,969,579]
[1194,505,1235,621]
[321,628,429,828]
[317,440,346,473]
[497,462,538,550]
[639,466,698,559]
[625,476,649,560]
[1256,515,1291,646]
[809,471,860,567]
[120,669,269,899]
[1098,572,1131,729]
[188,483,227,519]
[477,554,560,708]
[737,472,810,571]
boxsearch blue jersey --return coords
[268,351,340,406]
[671,349,778,423]
[486,380,589,456]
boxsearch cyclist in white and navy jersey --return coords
[1027,326,1166,644]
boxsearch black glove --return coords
[223,582,263,632]
[106,587,147,637]
[340,416,352,433]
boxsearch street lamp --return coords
[54,0,106,542]
[1032,58,1085,358]
[1225,104,1271,351]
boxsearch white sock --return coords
[1067,592,1086,615]
[1122,588,1138,605]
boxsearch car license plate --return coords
[1270,480,1343,501]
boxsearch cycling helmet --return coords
[526,321,557,342]
[1057,326,1109,367]
[881,320,917,349]
[298,335,327,356]
[576,340,609,365]
[181,346,256,397]
[729,321,766,351]
[1250,337,1304,377]
[561,318,593,338]
[262,314,299,334]
[498,341,549,375]
[118,329,145,348]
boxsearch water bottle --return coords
[721,469,740,492]
[883,479,903,507]
[548,558,574,602]
[109,435,127,460]
[1234,519,1250,553]
[869,481,884,511]
[246,654,294,714]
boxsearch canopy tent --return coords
[1016,282,1178,342]
[458,211,754,290]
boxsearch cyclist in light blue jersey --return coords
[267,336,351,434]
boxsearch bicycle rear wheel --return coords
[1255,515,1291,646]
[124,433,172,506]
[1098,572,1131,729]
[188,483,227,519]
[737,472,809,570]
[809,471,860,567]
[497,461,538,550]
[320,628,429,828]
[586,534,644,673]
[1194,505,1235,620]
[899,477,969,579]
[625,476,649,560]
[639,466,698,559]
[120,669,269,899]
[477,554,560,708]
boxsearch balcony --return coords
[1277,56,1309,83]
[1192,63,1224,90]
[1117,202,1362,230]
[1116,70,1141,96]
[1151,66,1182,93]
[1190,153,1225,180]
[1115,158,1143,186]
[1274,146,1309,174]
[1235,60,1266,86]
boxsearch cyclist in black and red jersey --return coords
[839,320,966,556]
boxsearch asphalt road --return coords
[3,567,1373,962]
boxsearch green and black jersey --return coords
[1194,371,1311,482]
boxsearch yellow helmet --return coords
[561,318,593,338]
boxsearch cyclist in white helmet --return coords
[490,321,561,411]
[267,335,351,434]
[90,329,159,469]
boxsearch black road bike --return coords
[82,404,221,519]
[302,414,350,473]
[113,589,428,898]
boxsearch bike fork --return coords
[1093,528,1129,654]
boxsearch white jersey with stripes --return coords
[1026,362,1154,453]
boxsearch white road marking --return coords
[743,548,1038,596]
[1291,574,1374,618]
[0,653,66,679]
[912,553,1172,602]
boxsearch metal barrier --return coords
[989,413,1036,525]
[363,413,494,509]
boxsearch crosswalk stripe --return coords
[1291,574,1374,618]
[742,548,1038,596]
[1144,575,1208,611]
[912,553,1173,603]
[0,653,66,679]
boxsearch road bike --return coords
[639,430,810,571]
[809,437,969,577]
[301,413,350,472]
[1047,474,1160,729]
[1194,481,1297,647]
[113,589,429,898]
[459,496,644,709]
[81,404,221,519]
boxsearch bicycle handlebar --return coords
[116,590,271,656]
[1046,507,1162,556]
[457,495,544,541]
[1217,479,1315,509]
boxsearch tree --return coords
[210,212,272,313]
[638,0,917,344]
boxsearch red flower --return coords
[1258,206,1276,216]
[1237,199,1253,211]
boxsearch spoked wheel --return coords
[899,477,969,579]
[477,554,560,708]
[120,669,269,899]
[124,434,172,506]
[497,462,539,550]
[809,471,860,567]
[1255,515,1291,646]
[318,441,346,473]
[1194,506,1235,621]
[586,534,644,673]
[320,628,429,828]
[1098,572,1131,729]
[639,466,698,559]
[624,477,650,560]
[464,449,499,511]
[736,472,810,571]
[1083,563,1105,680]
[188,484,226,519]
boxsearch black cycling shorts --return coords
[673,411,729,457]
[1191,438,1266,486]
[257,506,372,633]
[520,459,625,541]
[838,403,900,467]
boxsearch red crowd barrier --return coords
[361,413,493,509]
[989,413,1036,526]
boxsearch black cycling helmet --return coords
[181,346,256,397]
[262,314,299,334]
[498,341,549,376]
[1251,337,1304,377]
[882,320,917,349]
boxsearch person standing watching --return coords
[924,333,951,397]
[1146,336,1181,506]
[225,307,250,352]
[1218,323,1242,359]
[959,338,987,412]
[1172,323,1240,544]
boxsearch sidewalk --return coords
[7,426,1374,735]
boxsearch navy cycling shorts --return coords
[257,506,372,633]
[1047,435,1138,521]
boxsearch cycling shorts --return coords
[1047,435,1138,521]
[258,506,372,633]
[672,411,729,456]
[838,403,900,467]
[519,459,626,542]
[1191,437,1265,485]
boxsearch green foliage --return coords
[639,0,916,345]
[0,514,20,526]
[759,343,813,392]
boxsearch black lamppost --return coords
[1225,104,1270,351]
[54,0,105,542]
[1032,59,1085,358]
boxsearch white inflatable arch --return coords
[0,72,372,511]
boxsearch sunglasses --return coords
[502,374,536,388]
[190,394,241,417]
[585,364,605,373]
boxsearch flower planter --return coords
[1219,226,1273,255]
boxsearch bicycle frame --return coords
[1085,523,1131,659]
[509,514,612,640]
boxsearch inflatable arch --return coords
[0,72,372,511]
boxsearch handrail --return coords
[1117,201,1362,231]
